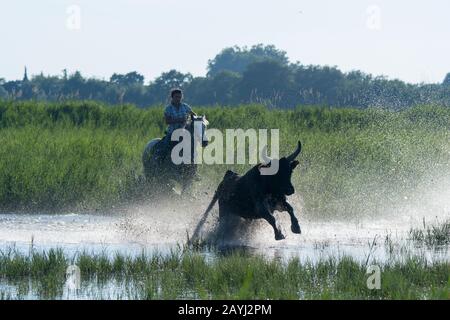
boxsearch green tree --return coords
[238,60,294,107]
[148,70,193,104]
[443,73,450,86]
[185,77,213,105]
[207,44,289,77]
[110,71,144,86]
[0,85,7,99]
[293,65,345,105]
[63,71,85,98]
[209,71,241,105]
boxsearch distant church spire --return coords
[23,66,29,82]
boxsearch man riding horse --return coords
[142,88,208,192]
[154,88,197,164]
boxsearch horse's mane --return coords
[186,115,209,129]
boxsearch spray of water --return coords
[114,161,449,251]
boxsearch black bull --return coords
[196,141,302,241]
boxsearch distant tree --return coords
[0,85,8,99]
[63,71,85,98]
[293,65,345,105]
[443,73,450,86]
[152,70,192,90]
[31,73,62,98]
[209,71,241,105]
[339,71,373,106]
[148,70,193,104]
[122,84,148,106]
[0,45,447,108]
[187,71,241,106]
[2,80,22,98]
[238,60,294,107]
[207,44,289,77]
[110,71,144,86]
[186,77,213,105]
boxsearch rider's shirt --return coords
[164,103,192,135]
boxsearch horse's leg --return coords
[181,176,192,194]
[176,164,189,194]
[143,141,159,182]
[142,148,151,180]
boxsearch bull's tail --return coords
[188,170,238,245]
[204,189,219,216]
[200,169,236,218]
[189,189,219,244]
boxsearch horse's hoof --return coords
[291,224,301,234]
[275,232,285,241]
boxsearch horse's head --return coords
[189,114,209,147]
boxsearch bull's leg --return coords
[264,214,285,240]
[283,201,301,234]
[257,202,285,240]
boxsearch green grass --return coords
[0,246,448,299]
[1,100,450,217]
[409,219,450,247]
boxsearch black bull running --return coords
[199,141,302,241]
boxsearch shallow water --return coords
[0,208,447,264]
[2,170,449,263]
[1,186,449,299]
[0,206,450,299]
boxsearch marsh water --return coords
[0,209,448,263]
[1,185,449,299]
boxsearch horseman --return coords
[143,88,208,191]
[155,88,197,163]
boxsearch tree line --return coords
[1,44,449,109]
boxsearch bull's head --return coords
[259,141,301,196]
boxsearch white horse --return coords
[142,114,209,193]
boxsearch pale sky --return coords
[1,0,449,84]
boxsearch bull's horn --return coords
[286,141,302,162]
[261,145,272,164]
